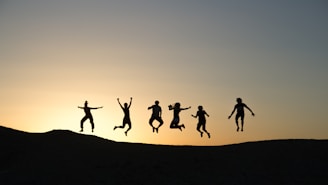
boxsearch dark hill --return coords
[0,126,327,185]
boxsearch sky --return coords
[1,0,327,146]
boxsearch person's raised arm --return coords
[128,97,132,108]
[117,98,123,109]
[78,106,83,109]
[205,111,209,117]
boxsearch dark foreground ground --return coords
[0,126,327,185]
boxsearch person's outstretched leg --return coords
[156,118,164,133]
[149,118,155,132]
[114,121,126,130]
[197,123,203,137]
[202,124,210,138]
[170,123,183,131]
[240,113,245,132]
[178,124,185,131]
[235,120,239,132]
[235,115,240,132]
[125,123,131,136]
[116,125,125,129]
[80,116,88,132]
[90,117,95,132]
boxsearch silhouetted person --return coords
[168,102,191,131]
[78,101,103,132]
[148,100,164,133]
[114,97,132,136]
[191,106,210,138]
[228,98,255,132]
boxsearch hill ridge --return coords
[2,125,326,147]
[0,125,327,185]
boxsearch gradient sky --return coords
[1,0,327,146]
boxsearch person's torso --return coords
[197,110,206,121]
[152,105,161,116]
[123,108,130,117]
[173,108,181,118]
[84,107,92,115]
[236,103,245,113]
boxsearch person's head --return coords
[155,100,159,105]
[124,103,128,108]
[84,101,88,106]
[236,98,242,103]
[198,105,203,110]
[175,102,181,108]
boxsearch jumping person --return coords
[148,100,164,133]
[191,106,210,138]
[78,101,103,132]
[114,97,132,136]
[168,102,191,131]
[228,98,255,132]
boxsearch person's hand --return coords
[228,116,231,119]
[252,113,255,116]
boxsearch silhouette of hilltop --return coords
[0,125,327,185]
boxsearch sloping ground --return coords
[0,126,327,185]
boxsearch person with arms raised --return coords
[114,97,133,136]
